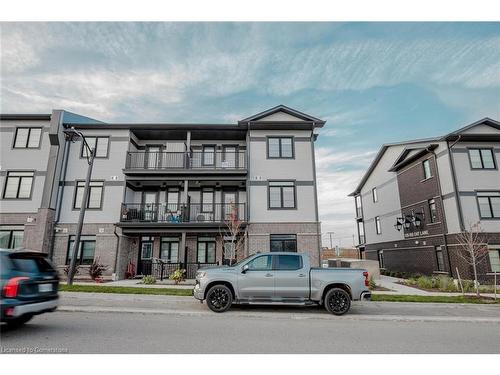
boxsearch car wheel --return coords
[324,288,351,315]
[206,284,233,313]
[6,314,33,328]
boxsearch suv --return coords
[1,250,59,327]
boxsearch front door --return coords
[237,254,274,300]
[138,238,154,275]
[145,146,161,169]
[223,191,237,220]
[143,191,158,221]
[222,146,237,168]
[273,254,309,301]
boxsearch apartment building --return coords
[350,118,500,282]
[0,105,324,279]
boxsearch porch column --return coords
[180,232,187,264]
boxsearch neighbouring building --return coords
[0,105,324,279]
[350,118,500,282]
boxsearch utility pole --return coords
[326,231,334,249]
[64,127,95,285]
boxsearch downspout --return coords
[429,147,452,277]
[245,122,251,256]
[446,135,465,231]
[113,227,121,280]
[310,124,322,266]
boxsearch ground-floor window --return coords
[270,234,297,252]
[0,227,24,249]
[435,246,445,271]
[488,245,500,273]
[377,250,384,268]
[197,236,216,263]
[66,235,96,265]
[160,237,179,263]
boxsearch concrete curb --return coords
[57,305,500,323]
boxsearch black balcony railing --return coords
[120,203,246,223]
[125,151,246,170]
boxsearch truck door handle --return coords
[265,273,273,277]
[298,274,306,277]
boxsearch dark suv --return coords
[1,249,59,327]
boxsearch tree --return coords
[453,222,489,297]
[218,202,246,266]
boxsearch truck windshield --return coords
[231,254,255,267]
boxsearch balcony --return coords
[124,151,247,174]
[120,203,246,224]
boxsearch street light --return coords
[63,127,95,285]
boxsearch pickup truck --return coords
[193,252,371,315]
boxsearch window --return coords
[469,148,495,169]
[202,145,215,166]
[166,189,179,209]
[160,237,179,263]
[74,181,104,209]
[82,137,109,158]
[0,228,24,249]
[488,245,500,273]
[428,199,438,223]
[270,234,297,252]
[423,159,432,179]
[197,237,216,263]
[275,255,302,270]
[247,255,272,270]
[267,137,294,158]
[201,189,214,212]
[14,128,42,148]
[372,188,378,203]
[66,235,96,265]
[375,216,382,234]
[3,171,34,199]
[435,246,445,271]
[477,192,500,219]
[357,221,365,244]
[377,250,384,268]
[268,181,296,209]
[355,195,363,217]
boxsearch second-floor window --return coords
[267,137,294,158]
[3,171,34,199]
[372,187,378,203]
[355,195,363,217]
[201,189,214,212]
[74,181,104,209]
[375,216,382,234]
[357,221,365,244]
[477,192,500,219]
[469,148,496,169]
[428,199,438,223]
[423,159,432,179]
[269,181,296,209]
[82,136,109,158]
[14,128,42,148]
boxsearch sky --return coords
[1,22,500,247]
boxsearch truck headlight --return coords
[196,271,206,279]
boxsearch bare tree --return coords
[218,202,246,266]
[453,222,489,297]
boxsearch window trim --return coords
[375,216,382,235]
[267,180,297,210]
[372,187,378,203]
[72,180,104,210]
[202,145,216,166]
[428,199,438,223]
[2,171,35,200]
[488,245,500,273]
[12,127,43,149]
[377,250,385,269]
[422,159,432,180]
[160,237,180,263]
[435,246,445,272]
[468,147,497,170]
[201,188,215,213]
[79,136,110,159]
[196,236,216,264]
[266,136,295,159]
[476,191,500,220]
[0,229,24,249]
[270,234,297,252]
[65,236,96,265]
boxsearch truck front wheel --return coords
[206,284,233,313]
[324,288,351,315]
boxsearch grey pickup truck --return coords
[193,252,371,315]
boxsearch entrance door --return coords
[223,191,237,220]
[138,238,154,275]
[222,146,237,168]
[237,254,274,300]
[145,146,161,169]
[143,191,158,221]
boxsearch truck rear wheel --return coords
[324,288,351,315]
[206,284,233,313]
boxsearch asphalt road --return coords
[1,292,500,354]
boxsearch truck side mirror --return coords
[242,264,249,274]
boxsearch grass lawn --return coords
[60,284,193,296]
[372,294,500,304]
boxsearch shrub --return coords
[63,264,80,277]
[368,276,377,290]
[141,275,156,285]
[88,257,108,281]
[169,269,186,285]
